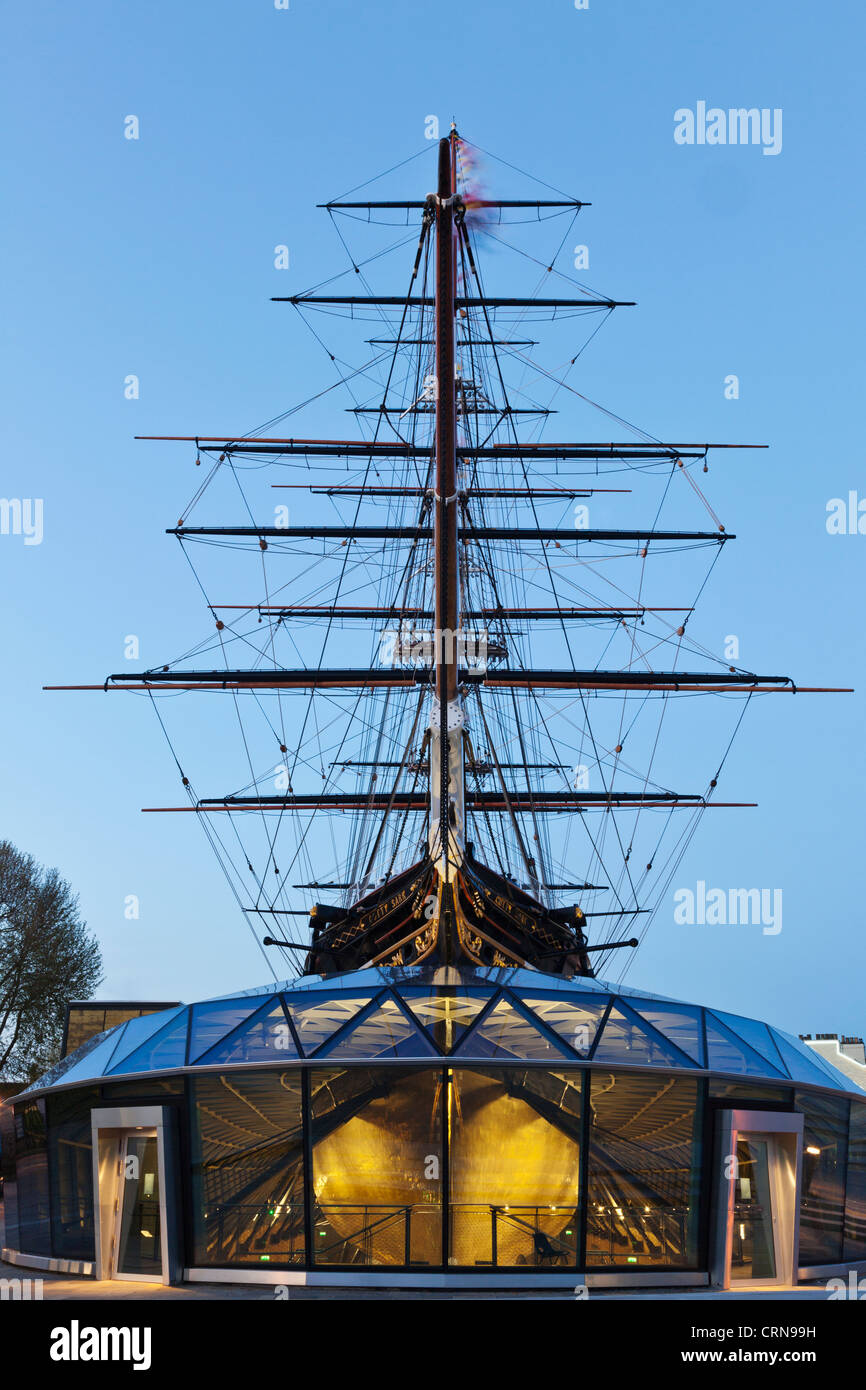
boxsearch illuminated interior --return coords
[3,967,866,1278]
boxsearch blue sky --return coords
[2,0,864,1039]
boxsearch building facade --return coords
[2,965,864,1289]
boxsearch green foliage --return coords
[0,840,102,1082]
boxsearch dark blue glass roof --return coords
[21,965,861,1096]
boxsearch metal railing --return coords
[203,1199,691,1268]
[584,1203,690,1265]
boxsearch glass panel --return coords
[713,1011,788,1076]
[708,1079,793,1104]
[116,1135,162,1276]
[318,996,435,1059]
[520,994,609,1057]
[585,1071,702,1268]
[449,1069,582,1268]
[844,1102,866,1261]
[24,1028,121,1092]
[796,1090,849,1264]
[0,1102,16,1246]
[197,1000,296,1064]
[454,997,573,1061]
[55,1031,125,1086]
[108,1013,188,1075]
[13,1101,51,1256]
[47,1088,98,1261]
[284,994,373,1055]
[705,1013,784,1078]
[100,1077,184,1101]
[773,1031,850,1089]
[310,1068,442,1267]
[64,1004,178,1058]
[593,1002,696,1068]
[107,1007,188,1074]
[190,1070,305,1266]
[188,999,264,1063]
[730,1137,776,1280]
[633,1004,705,1065]
[399,989,492,1052]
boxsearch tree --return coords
[0,840,102,1082]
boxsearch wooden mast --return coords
[429,128,465,888]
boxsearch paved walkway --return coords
[0,1255,838,1300]
[0,1208,840,1300]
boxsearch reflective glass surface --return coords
[13,1100,51,1257]
[310,1068,442,1266]
[633,1004,705,1065]
[713,1012,787,1076]
[449,1069,582,1267]
[188,999,264,1063]
[519,994,608,1057]
[730,1137,776,1280]
[585,1072,701,1268]
[317,996,435,1059]
[400,988,492,1051]
[46,1088,97,1261]
[116,1134,162,1277]
[844,1101,866,1261]
[797,1090,849,1264]
[773,1031,851,1089]
[19,970,865,1092]
[708,1079,793,1105]
[705,1013,785,1078]
[454,997,573,1061]
[190,1070,305,1266]
[284,993,373,1054]
[592,1002,695,1068]
[107,1007,188,1075]
[198,999,296,1064]
[64,1004,177,1058]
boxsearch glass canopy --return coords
[23,965,855,1096]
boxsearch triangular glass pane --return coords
[454,996,573,1061]
[318,995,435,1059]
[25,1027,122,1092]
[712,1010,788,1075]
[284,993,373,1056]
[705,1012,785,1078]
[399,990,492,1052]
[56,1029,125,1085]
[520,994,609,1058]
[633,1003,705,1065]
[106,1006,185,1071]
[108,1008,189,1074]
[197,999,297,1064]
[592,1001,696,1068]
[188,998,264,1063]
[771,1030,849,1090]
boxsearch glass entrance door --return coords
[113,1132,163,1281]
[728,1134,789,1284]
[730,1136,777,1281]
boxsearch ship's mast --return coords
[428,128,465,882]
[65,135,849,980]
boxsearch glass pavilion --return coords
[2,965,864,1285]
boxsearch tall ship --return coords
[64,127,819,982]
[5,130,861,1291]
